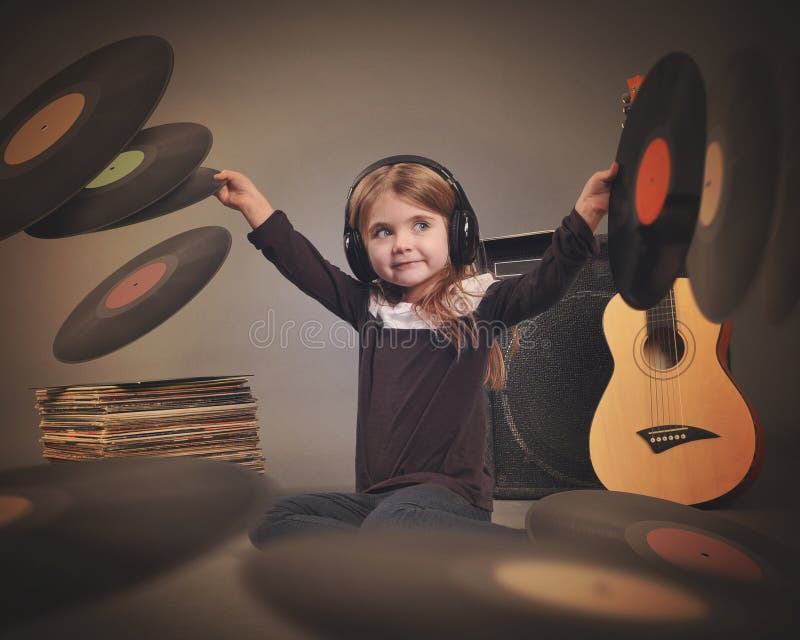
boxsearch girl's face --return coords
[364,191,449,303]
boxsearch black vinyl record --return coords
[686,50,781,322]
[26,123,212,238]
[609,52,706,310]
[53,226,231,363]
[524,491,789,590]
[0,457,265,629]
[762,58,800,324]
[0,36,173,241]
[101,167,224,230]
[242,529,792,640]
[35,374,251,392]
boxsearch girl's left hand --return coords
[574,161,619,232]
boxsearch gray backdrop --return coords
[0,0,797,497]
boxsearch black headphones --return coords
[343,155,480,283]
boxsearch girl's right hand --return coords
[214,170,275,229]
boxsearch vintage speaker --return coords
[481,231,616,499]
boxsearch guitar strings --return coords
[646,300,659,435]
[660,292,673,433]
[647,285,686,440]
[668,285,685,436]
[646,285,685,439]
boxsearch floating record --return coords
[26,123,212,238]
[53,226,231,363]
[761,58,800,324]
[242,530,792,639]
[0,36,173,241]
[609,52,706,310]
[686,50,780,322]
[524,491,790,590]
[100,167,225,231]
[0,457,267,628]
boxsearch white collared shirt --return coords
[368,273,497,329]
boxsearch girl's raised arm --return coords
[214,170,275,230]
[573,162,618,232]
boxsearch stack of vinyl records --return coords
[33,375,265,473]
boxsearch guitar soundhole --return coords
[642,329,686,371]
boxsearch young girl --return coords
[214,156,617,545]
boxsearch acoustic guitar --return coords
[589,278,761,505]
[588,76,762,505]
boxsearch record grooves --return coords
[0,36,173,240]
[101,167,224,230]
[26,123,213,238]
[0,458,263,628]
[53,226,231,363]
[608,52,706,310]
[686,50,780,322]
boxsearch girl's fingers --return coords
[215,169,239,183]
[595,163,618,185]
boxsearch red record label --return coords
[54,226,230,363]
[646,527,762,583]
[635,137,671,225]
[104,261,169,309]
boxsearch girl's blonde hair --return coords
[348,162,519,391]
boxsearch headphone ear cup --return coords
[448,210,465,265]
[462,208,479,264]
[344,228,377,283]
[449,209,480,266]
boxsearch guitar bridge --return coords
[637,425,719,453]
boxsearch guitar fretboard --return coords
[646,289,677,331]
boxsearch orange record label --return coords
[0,495,33,527]
[698,140,724,228]
[3,93,86,165]
[635,137,671,225]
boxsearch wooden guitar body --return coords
[589,278,760,505]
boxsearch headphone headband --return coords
[345,154,470,225]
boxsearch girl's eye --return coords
[372,221,428,238]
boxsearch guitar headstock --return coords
[621,74,645,126]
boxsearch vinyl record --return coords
[100,167,224,231]
[762,58,800,324]
[242,530,791,640]
[35,373,252,392]
[0,36,173,241]
[524,491,788,589]
[26,123,212,238]
[0,457,266,628]
[609,52,706,310]
[686,50,781,322]
[53,226,231,363]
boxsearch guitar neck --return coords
[645,287,677,331]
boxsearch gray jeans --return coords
[249,483,523,547]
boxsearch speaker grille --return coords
[486,236,616,499]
